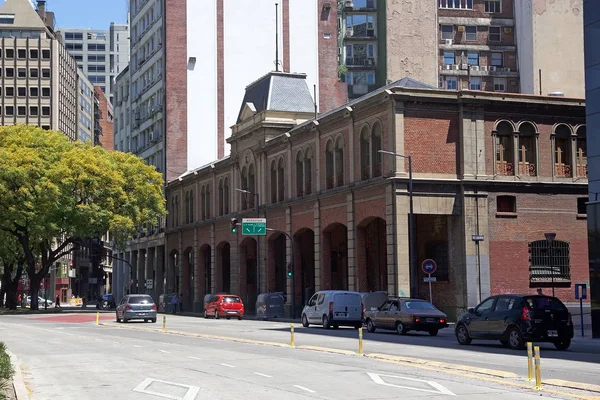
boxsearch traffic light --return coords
[287,263,293,277]
[231,218,238,233]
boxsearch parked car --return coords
[455,294,574,350]
[301,290,364,329]
[365,297,448,336]
[204,294,244,320]
[26,296,53,307]
[116,294,157,323]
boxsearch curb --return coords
[6,350,30,400]
[545,379,600,394]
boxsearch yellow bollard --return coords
[96,312,99,325]
[162,315,166,333]
[290,324,295,348]
[526,342,533,382]
[533,346,542,390]
[358,327,364,356]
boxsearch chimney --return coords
[36,0,46,19]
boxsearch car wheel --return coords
[553,337,571,351]
[322,315,331,329]
[152,318,157,323]
[366,319,376,333]
[455,324,472,345]
[123,318,128,323]
[115,313,120,323]
[302,314,309,328]
[429,329,439,336]
[238,316,242,321]
[204,310,208,319]
[214,310,219,319]
[396,321,407,335]
[507,327,526,350]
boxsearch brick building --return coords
[114,71,588,319]
[94,86,114,151]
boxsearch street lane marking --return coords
[133,345,142,348]
[159,350,170,354]
[293,385,316,393]
[220,363,235,368]
[367,372,456,396]
[187,356,202,361]
[254,372,272,378]
[132,378,200,400]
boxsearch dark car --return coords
[455,294,574,350]
[364,298,448,336]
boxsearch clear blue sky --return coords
[0,0,128,30]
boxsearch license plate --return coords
[426,318,436,323]
[335,312,347,317]
[547,330,558,337]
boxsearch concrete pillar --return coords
[146,247,155,300]
[356,226,367,292]
[393,192,410,297]
[314,201,322,291]
[131,250,138,294]
[138,249,146,294]
[156,246,165,296]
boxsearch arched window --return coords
[494,121,514,176]
[277,157,285,202]
[553,124,572,177]
[371,123,382,177]
[326,140,334,189]
[305,148,313,195]
[241,167,248,210]
[360,127,370,180]
[270,160,277,203]
[576,126,587,178]
[335,137,345,186]
[248,164,256,208]
[218,179,224,216]
[296,150,304,197]
[223,177,230,214]
[201,186,206,220]
[518,122,537,176]
[529,239,571,285]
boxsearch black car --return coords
[455,294,574,350]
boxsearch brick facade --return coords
[94,86,114,151]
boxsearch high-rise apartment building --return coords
[0,0,78,141]
[339,0,584,98]
[77,68,94,143]
[57,23,129,104]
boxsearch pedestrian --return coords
[536,288,543,295]
[171,294,178,315]
[55,295,60,308]
[179,293,184,313]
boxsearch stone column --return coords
[346,192,356,291]
[146,247,155,300]
[393,191,410,297]
[156,246,165,297]
[131,250,138,294]
[138,249,146,294]
[314,201,322,291]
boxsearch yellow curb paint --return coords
[545,380,600,394]
[296,345,357,357]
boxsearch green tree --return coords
[0,125,166,310]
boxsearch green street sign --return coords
[242,218,267,236]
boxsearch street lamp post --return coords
[544,232,556,297]
[379,150,417,298]
[236,188,261,296]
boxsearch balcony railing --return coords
[555,163,572,178]
[345,56,376,67]
[496,161,514,176]
[518,162,536,176]
[577,163,588,178]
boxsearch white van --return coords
[301,290,364,329]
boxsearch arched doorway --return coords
[168,250,179,294]
[239,237,258,313]
[294,229,315,306]
[357,217,387,292]
[217,242,231,293]
[322,223,348,290]
[268,233,287,293]
[199,245,211,297]
[182,247,194,311]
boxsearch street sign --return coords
[423,277,437,283]
[421,259,437,275]
[575,283,587,300]
[146,279,154,289]
[242,218,267,236]
[472,235,484,242]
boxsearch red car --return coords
[204,294,244,320]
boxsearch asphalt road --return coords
[116,313,600,386]
[0,313,591,400]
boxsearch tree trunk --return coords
[29,274,42,311]
[1,262,23,310]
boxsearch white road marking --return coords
[133,378,200,400]
[159,350,170,354]
[293,385,316,393]
[133,345,142,348]
[253,372,272,378]
[367,372,456,396]
[187,356,202,361]
[220,363,235,368]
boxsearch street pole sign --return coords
[421,259,437,303]
[242,218,267,236]
[575,283,587,337]
[146,279,154,290]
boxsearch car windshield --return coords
[223,296,241,303]
[404,301,436,310]
[128,296,153,304]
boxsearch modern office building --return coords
[76,69,94,143]
[339,0,585,98]
[584,0,600,339]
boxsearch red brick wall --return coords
[438,0,514,18]
[216,0,225,159]
[404,107,459,175]
[282,0,290,73]
[317,0,347,112]
[94,87,114,151]
[164,0,188,182]
[489,192,589,302]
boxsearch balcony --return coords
[439,64,518,77]
[554,163,572,178]
[346,56,376,68]
[518,162,536,177]
[496,161,514,176]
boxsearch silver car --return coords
[116,294,157,323]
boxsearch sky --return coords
[0,0,129,30]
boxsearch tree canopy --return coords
[0,124,166,309]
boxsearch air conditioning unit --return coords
[471,66,480,71]
[461,64,468,70]
[480,66,488,71]
[489,66,497,72]
[504,27,512,33]
[445,39,453,46]
[346,28,354,37]
[452,64,459,70]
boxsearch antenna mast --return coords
[275,3,280,71]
